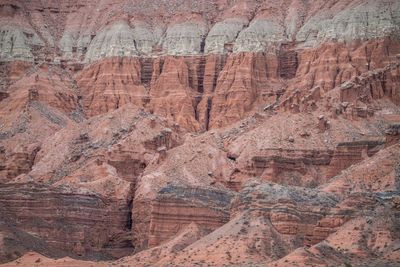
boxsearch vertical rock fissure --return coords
[126,198,133,231]
[205,97,212,130]
[197,56,205,93]
[140,58,153,86]
[10,36,14,53]
[159,58,164,74]
[200,37,206,54]
[212,55,227,92]
[365,46,371,70]
[193,56,206,122]
[194,93,202,121]
[278,42,298,79]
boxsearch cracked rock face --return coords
[296,0,400,46]
[163,22,208,55]
[0,27,43,62]
[234,19,287,52]
[84,21,161,63]
[2,0,400,62]
[84,22,139,63]
[205,18,247,53]
[1,1,400,267]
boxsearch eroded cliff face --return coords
[1,0,400,266]
[0,183,133,261]
[1,0,400,130]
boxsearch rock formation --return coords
[0,182,133,261]
[0,0,400,266]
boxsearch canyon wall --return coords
[148,185,233,247]
[0,183,133,260]
[1,0,400,266]
[1,0,400,130]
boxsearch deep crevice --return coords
[140,58,153,86]
[278,42,298,79]
[205,97,212,130]
[126,199,133,230]
[200,37,206,54]
[197,56,206,93]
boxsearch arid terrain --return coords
[0,0,400,266]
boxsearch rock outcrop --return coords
[148,185,233,247]
[0,0,399,129]
[1,104,183,262]
[76,57,146,117]
[0,183,133,261]
[151,182,389,266]
[132,131,235,251]
[271,196,400,267]
[1,0,400,266]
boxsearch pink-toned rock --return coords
[1,1,400,266]
[77,57,146,117]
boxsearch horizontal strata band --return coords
[1,1,400,266]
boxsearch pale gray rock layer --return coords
[83,21,163,63]
[205,18,247,53]
[0,26,43,62]
[163,22,208,55]
[234,19,287,52]
[296,0,400,47]
[1,0,399,62]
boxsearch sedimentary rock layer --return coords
[3,0,400,61]
[0,183,133,260]
[148,185,234,247]
[1,1,400,266]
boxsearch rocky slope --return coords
[0,0,400,266]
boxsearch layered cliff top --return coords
[1,0,400,266]
[1,0,400,62]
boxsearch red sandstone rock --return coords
[271,200,400,267]
[0,64,79,183]
[76,57,146,117]
[209,52,280,128]
[148,57,201,131]
[1,1,400,266]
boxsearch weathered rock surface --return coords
[0,63,80,183]
[297,0,400,47]
[205,18,247,54]
[148,56,201,131]
[1,104,183,262]
[147,185,233,247]
[208,52,279,128]
[2,0,399,61]
[0,183,133,261]
[146,182,392,266]
[3,1,399,129]
[0,26,43,62]
[76,57,146,117]
[132,132,235,250]
[83,21,160,63]
[271,197,400,267]
[1,0,400,266]
[223,110,396,188]
[0,252,109,267]
[323,143,400,195]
